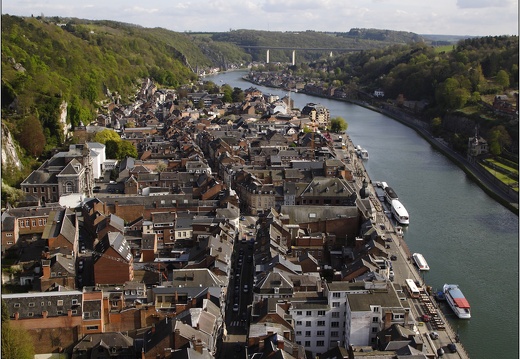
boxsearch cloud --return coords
[456,0,514,8]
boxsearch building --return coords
[21,144,94,202]
[93,232,134,285]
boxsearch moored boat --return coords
[391,199,409,225]
[384,186,399,203]
[443,284,471,319]
[412,253,430,271]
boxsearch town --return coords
[2,77,467,358]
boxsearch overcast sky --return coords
[2,0,518,37]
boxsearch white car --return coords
[233,303,239,312]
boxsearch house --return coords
[38,252,77,291]
[42,208,78,256]
[93,232,134,285]
[1,204,63,253]
[21,144,95,202]
[2,289,83,353]
[71,332,136,358]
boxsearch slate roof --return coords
[94,232,132,263]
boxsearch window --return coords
[25,220,30,227]
[372,327,378,333]
[316,341,324,347]
[6,233,12,237]
[306,321,312,327]
[72,299,78,305]
[32,220,36,226]
[39,219,43,226]
[57,310,63,315]
[372,317,379,323]
[296,331,302,336]
[19,220,24,228]
[318,310,325,316]
[331,321,339,327]
[57,300,63,306]
[6,241,13,245]
[331,331,339,337]
[305,331,311,337]
[296,321,302,325]
[373,306,379,312]
[305,341,311,347]
[317,331,325,336]
[27,312,34,317]
[333,292,341,298]
[306,311,312,316]
[296,311,302,315]
[48,301,51,306]
[41,302,45,306]
[333,302,340,308]
[93,311,100,317]
[33,187,37,193]
[86,325,98,330]
[28,302,35,307]
[317,321,325,326]
[83,312,90,318]
[72,310,78,315]
[13,303,20,308]
[65,182,73,193]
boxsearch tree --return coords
[232,87,244,103]
[488,125,512,155]
[1,300,35,359]
[117,140,138,160]
[495,70,510,89]
[105,139,119,159]
[17,115,46,157]
[93,129,120,144]
[330,116,348,133]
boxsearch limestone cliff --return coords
[1,123,22,171]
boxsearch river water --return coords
[207,71,519,359]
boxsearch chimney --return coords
[194,339,203,354]
[68,309,73,317]
[277,337,284,350]
[42,310,48,319]
[14,312,19,320]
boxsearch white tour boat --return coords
[390,199,409,225]
[443,284,471,319]
[412,253,430,271]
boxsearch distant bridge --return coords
[239,45,364,64]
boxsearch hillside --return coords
[1,14,478,189]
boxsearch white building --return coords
[86,142,106,179]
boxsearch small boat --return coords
[355,145,369,160]
[391,199,409,225]
[412,253,430,271]
[434,291,446,301]
[443,284,471,319]
[395,226,404,237]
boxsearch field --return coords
[481,159,519,192]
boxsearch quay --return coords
[340,133,471,359]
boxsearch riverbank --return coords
[242,76,519,215]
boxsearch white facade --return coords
[289,302,333,355]
[87,142,106,179]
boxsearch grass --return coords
[481,163,519,191]
[486,158,519,175]
[433,45,454,53]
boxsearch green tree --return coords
[495,70,510,89]
[93,129,120,144]
[232,87,244,102]
[330,116,348,133]
[117,140,138,160]
[1,300,35,359]
[221,84,233,103]
[105,139,119,159]
[488,125,512,155]
[430,117,442,136]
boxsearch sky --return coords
[1,0,518,37]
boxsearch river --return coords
[207,70,519,359]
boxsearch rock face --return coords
[1,123,22,171]
[59,100,71,139]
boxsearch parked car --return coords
[233,303,239,312]
[390,255,397,261]
[430,331,439,340]
[243,284,249,293]
[447,343,457,353]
